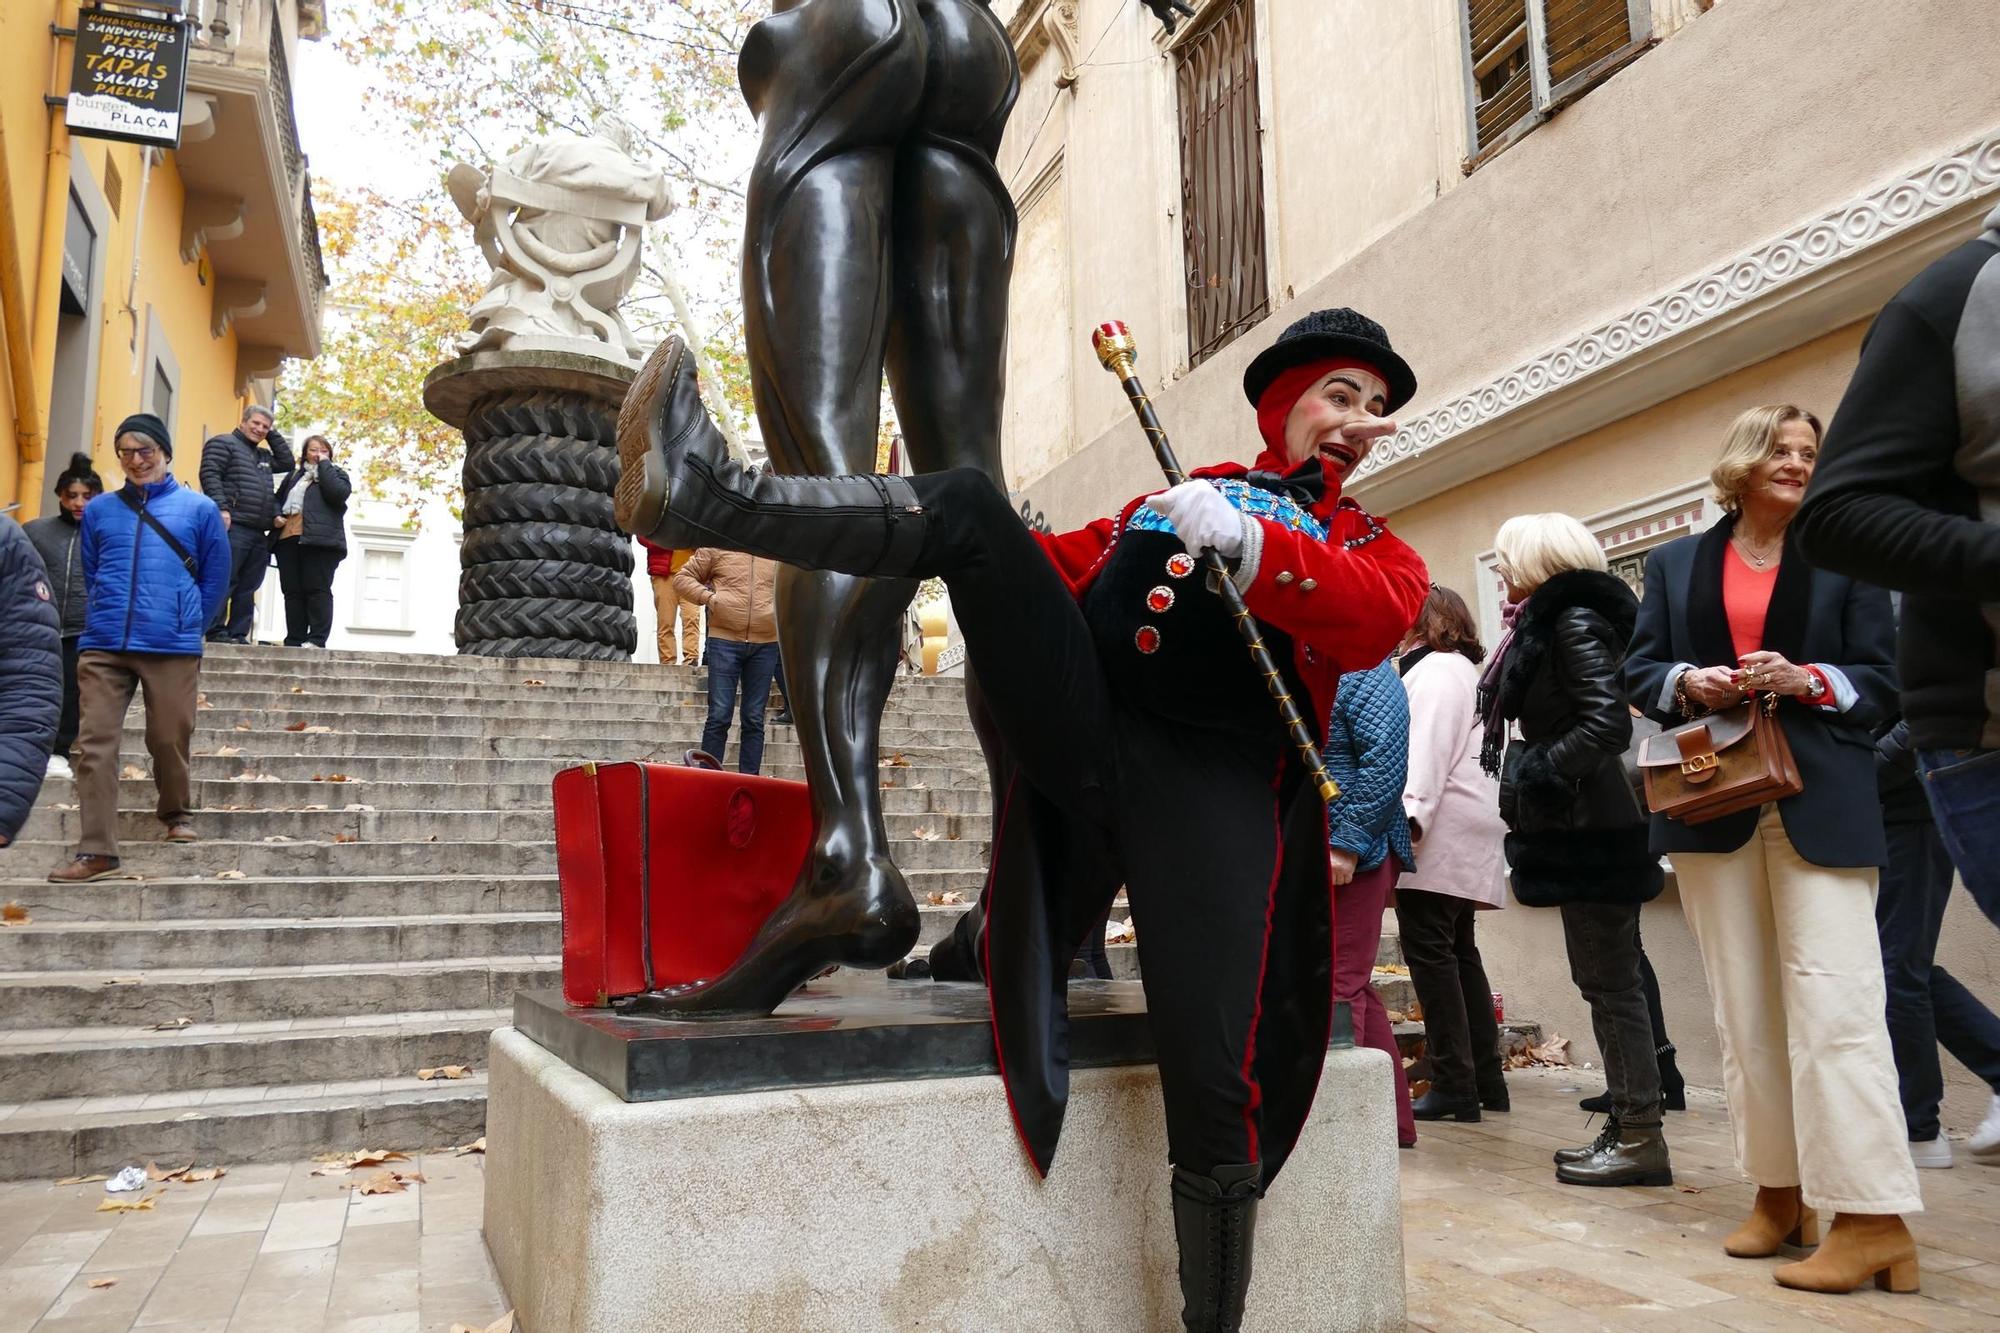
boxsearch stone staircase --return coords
[0,645,993,1181]
[0,645,1536,1180]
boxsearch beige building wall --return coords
[998,0,2000,1129]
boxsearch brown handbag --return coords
[1637,693,1802,825]
[275,512,304,541]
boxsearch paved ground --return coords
[3,1066,1996,1331]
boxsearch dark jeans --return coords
[55,636,82,756]
[1916,747,2000,928]
[274,539,341,647]
[702,638,781,774]
[1876,816,2000,1140]
[207,524,270,642]
[1395,888,1504,1102]
[1558,900,1663,1120]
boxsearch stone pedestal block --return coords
[483,1026,1405,1332]
[423,349,639,661]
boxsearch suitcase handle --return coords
[683,748,723,771]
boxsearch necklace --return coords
[1732,532,1782,569]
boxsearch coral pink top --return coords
[1723,545,1780,659]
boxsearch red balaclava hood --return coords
[1251,359,1385,508]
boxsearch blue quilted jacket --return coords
[0,516,60,840]
[1324,656,1416,873]
[79,477,232,656]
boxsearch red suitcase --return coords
[552,759,812,1007]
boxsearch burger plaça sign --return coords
[64,6,191,150]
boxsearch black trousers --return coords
[908,470,1323,1178]
[1394,889,1503,1101]
[274,538,341,647]
[1558,900,1664,1119]
[207,524,270,642]
[53,635,82,756]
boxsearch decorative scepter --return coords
[1091,320,1338,805]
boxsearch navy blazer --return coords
[1623,518,1896,867]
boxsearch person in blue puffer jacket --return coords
[48,413,230,884]
[0,514,61,848]
[1323,654,1418,1147]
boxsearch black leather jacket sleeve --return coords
[1545,607,1635,779]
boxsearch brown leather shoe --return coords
[1724,1185,1819,1258]
[1772,1213,1918,1294]
[164,823,197,843]
[48,854,128,883]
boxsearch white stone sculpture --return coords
[447,114,671,364]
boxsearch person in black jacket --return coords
[1625,404,1916,1296]
[22,452,104,776]
[198,404,293,643]
[271,435,351,648]
[0,513,61,848]
[1482,512,1671,1189]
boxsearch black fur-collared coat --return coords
[1486,568,1662,908]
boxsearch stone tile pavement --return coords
[3,1065,1996,1331]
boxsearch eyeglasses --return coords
[115,446,159,461]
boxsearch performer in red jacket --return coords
[616,307,1427,1330]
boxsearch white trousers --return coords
[1670,807,1922,1215]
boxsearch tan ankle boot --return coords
[1723,1185,1820,1258]
[1772,1213,1918,1294]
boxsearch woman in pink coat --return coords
[1395,586,1511,1121]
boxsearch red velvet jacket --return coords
[1030,453,1428,738]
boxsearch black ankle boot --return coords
[1171,1163,1261,1332]
[1410,1088,1481,1122]
[1657,1042,1686,1111]
[1578,1089,1613,1114]
[1554,1115,1672,1187]
[616,336,931,576]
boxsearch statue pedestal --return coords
[483,981,1406,1331]
[422,348,639,662]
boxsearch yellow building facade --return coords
[1,0,325,518]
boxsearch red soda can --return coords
[1492,992,1505,1022]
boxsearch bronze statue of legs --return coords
[637,0,1016,1014]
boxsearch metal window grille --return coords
[1461,0,1650,165]
[1174,0,1268,368]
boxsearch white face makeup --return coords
[1281,367,1395,479]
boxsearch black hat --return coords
[113,412,172,460]
[1241,307,1417,414]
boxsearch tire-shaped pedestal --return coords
[424,352,639,661]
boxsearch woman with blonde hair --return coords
[1482,513,1670,1187]
[1625,404,1914,1295]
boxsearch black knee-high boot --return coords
[617,336,934,575]
[1171,1163,1261,1332]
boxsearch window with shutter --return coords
[1174,0,1269,368]
[1460,0,1651,166]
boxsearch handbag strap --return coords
[117,487,197,579]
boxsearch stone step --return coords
[0,869,988,927]
[112,731,988,763]
[12,803,998,847]
[0,913,557,973]
[0,1073,490,1181]
[0,1008,504,1102]
[6,831,991,878]
[145,713,985,747]
[184,687,978,719]
[99,756,987,788]
[0,956,553,1029]
[194,646,971,693]
[34,777,994,816]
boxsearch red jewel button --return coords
[1134,625,1162,655]
[1146,585,1175,613]
[1166,552,1196,578]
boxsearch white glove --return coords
[1151,480,1243,557]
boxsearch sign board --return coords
[65,7,191,149]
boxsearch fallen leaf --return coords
[1374,963,1410,976]
[1677,1184,1704,1194]
[450,1312,516,1333]
[284,720,309,732]
[327,774,350,783]
[417,1065,472,1081]
[310,1148,410,1176]
[1105,918,1136,944]
[145,1160,193,1181]
[523,679,546,687]
[454,1137,486,1155]
[121,764,146,780]
[289,685,306,694]
[301,724,335,734]
[885,752,911,767]
[233,722,253,732]
[88,1277,117,1289]
[912,826,939,841]
[2,903,28,926]
[178,1165,226,1182]
[147,1017,194,1032]
[55,1173,110,1186]
[215,870,246,880]
[214,745,244,757]
[96,1188,163,1213]
[355,1170,406,1195]
[1385,1010,1408,1024]
[196,693,213,710]
[333,833,357,844]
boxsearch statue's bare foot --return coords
[618,853,919,1019]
